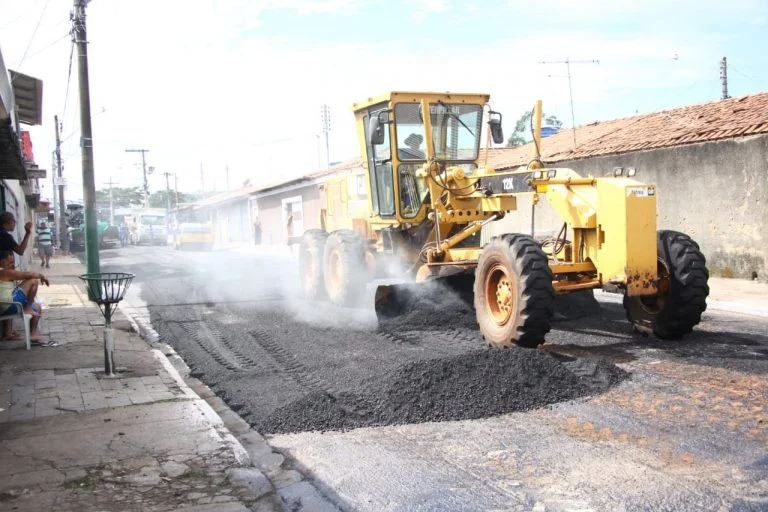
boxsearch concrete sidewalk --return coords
[596,276,768,317]
[0,255,335,511]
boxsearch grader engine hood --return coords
[594,179,659,296]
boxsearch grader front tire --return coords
[624,230,709,339]
[324,230,366,306]
[299,229,328,300]
[474,234,555,348]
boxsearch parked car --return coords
[68,221,121,251]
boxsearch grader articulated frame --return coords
[299,91,709,347]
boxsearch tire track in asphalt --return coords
[172,320,243,372]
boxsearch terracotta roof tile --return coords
[483,91,768,169]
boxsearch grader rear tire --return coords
[324,230,366,306]
[474,234,555,348]
[624,230,709,338]
[299,229,328,299]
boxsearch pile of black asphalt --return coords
[138,264,628,436]
[260,347,627,434]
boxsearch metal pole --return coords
[565,58,577,148]
[125,148,150,206]
[54,116,67,253]
[163,171,172,221]
[720,57,729,100]
[51,151,58,246]
[225,165,230,191]
[73,0,99,274]
[108,178,114,225]
[200,162,204,196]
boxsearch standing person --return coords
[119,222,128,248]
[0,250,49,342]
[0,212,33,257]
[253,219,262,245]
[37,222,53,268]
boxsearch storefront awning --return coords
[0,116,26,180]
[9,70,43,126]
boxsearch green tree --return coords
[148,190,199,209]
[95,186,144,210]
[506,111,563,147]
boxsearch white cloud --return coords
[408,0,449,22]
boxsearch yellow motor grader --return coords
[298,91,709,347]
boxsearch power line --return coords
[13,0,52,72]
[0,0,43,31]
[62,41,75,119]
[24,31,70,60]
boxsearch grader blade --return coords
[374,282,416,319]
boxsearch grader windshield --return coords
[394,102,483,162]
[394,101,483,217]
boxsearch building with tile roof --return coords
[483,91,768,280]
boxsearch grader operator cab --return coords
[299,91,709,348]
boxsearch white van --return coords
[128,209,168,245]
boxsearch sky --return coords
[1,0,766,204]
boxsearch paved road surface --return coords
[102,245,768,512]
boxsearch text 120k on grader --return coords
[298,91,710,348]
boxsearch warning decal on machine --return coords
[626,186,656,198]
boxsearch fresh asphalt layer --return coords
[100,245,768,512]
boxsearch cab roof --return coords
[351,91,491,112]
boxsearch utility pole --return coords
[538,57,600,148]
[103,177,118,225]
[162,172,173,238]
[162,172,173,211]
[225,164,230,191]
[174,173,179,207]
[72,0,99,274]
[53,115,67,253]
[320,104,331,169]
[720,57,730,100]
[125,148,150,205]
[200,162,204,196]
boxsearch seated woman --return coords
[0,250,49,342]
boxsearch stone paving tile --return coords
[59,397,85,413]
[35,397,61,418]
[35,388,59,399]
[32,369,55,382]
[99,378,124,392]
[82,391,109,410]
[149,391,176,401]
[35,379,57,390]
[129,392,155,405]
[106,395,132,408]
[10,403,35,421]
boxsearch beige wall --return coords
[256,185,322,245]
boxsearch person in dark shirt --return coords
[0,211,33,255]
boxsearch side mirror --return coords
[488,111,504,144]
[368,111,387,145]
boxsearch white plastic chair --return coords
[0,302,32,350]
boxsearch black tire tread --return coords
[324,229,366,306]
[299,229,328,299]
[475,233,554,348]
[624,230,709,339]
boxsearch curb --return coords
[594,290,768,318]
[121,300,340,511]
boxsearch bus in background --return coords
[172,205,213,251]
